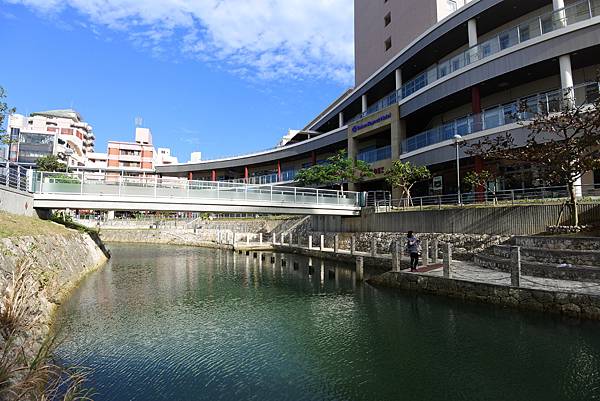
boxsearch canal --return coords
[54,244,600,401]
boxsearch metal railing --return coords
[374,184,600,211]
[0,162,31,192]
[349,0,600,124]
[357,146,392,163]
[31,172,361,208]
[402,82,600,153]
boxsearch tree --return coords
[36,155,66,172]
[384,160,431,204]
[467,89,600,226]
[464,169,496,192]
[0,86,16,149]
[295,150,374,191]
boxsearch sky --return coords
[0,0,354,161]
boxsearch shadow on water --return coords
[54,244,600,401]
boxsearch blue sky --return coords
[0,0,353,161]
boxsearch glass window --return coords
[447,0,457,12]
[483,107,501,129]
[456,117,470,135]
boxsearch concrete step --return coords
[473,252,600,283]
[489,245,600,267]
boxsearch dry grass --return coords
[0,259,92,400]
[0,213,69,238]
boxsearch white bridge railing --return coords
[31,172,361,208]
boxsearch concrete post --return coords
[233,232,237,246]
[443,243,453,278]
[392,241,401,272]
[281,233,285,245]
[395,68,402,91]
[320,234,325,251]
[308,235,313,250]
[370,238,377,257]
[432,239,439,263]
[272,233,276,245]
[289,233,293,247]
[350,235,356,255]
[217,230,221,244]
[422,239,430,266]
[356,256,364,282]
[334,235,339,254]
[511,246,522,287]
[259,233,263,244]
[246,234,250,246]
[467,18,478,47]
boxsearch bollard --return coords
[443,243,452,278]
[281,233,285,245]
[308,235,313,250]
[392,241,401,272]
[259,233,263,245]
[370,237,377,257]
[320,235,325,251]
[356,256,364,282]
[432,239,439,263]
[422,239,430,266]
[334,234,339,254]
[289,233,293,246]
[246,234,250,246]
[511,246,521,287]
[350,235,356,255]
[272,233,277,245]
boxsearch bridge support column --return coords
[356,256,364,282]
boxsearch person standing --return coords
[405,231,421,272]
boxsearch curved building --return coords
[158,0,600,197]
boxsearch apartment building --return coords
[6,109,95,166]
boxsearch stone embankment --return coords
[369,270,600,320]
[0,231,109,363]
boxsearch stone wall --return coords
[369,271,600,320]
[312,203,600,235]
[293,231,510,261]
[100,229,235,248]
[0,232,108,360]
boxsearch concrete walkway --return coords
[419,261,600,296]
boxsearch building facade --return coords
[6,109,95,167]
[157,0,600,196]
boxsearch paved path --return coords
[419,262,600,296]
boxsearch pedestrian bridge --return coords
[30,172,362,216]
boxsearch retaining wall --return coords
[0,187,35,217]
[369,271,600,320]
[312,204,600,235]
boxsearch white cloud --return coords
[5,0,355,84]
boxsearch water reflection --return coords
[55,244,600,401]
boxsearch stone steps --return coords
[489,245,600,267]
[473,253,600,283]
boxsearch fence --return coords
[374,184,600,212]
[0,162,31,192]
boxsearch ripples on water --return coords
[54,244,600,401]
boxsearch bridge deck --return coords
[31,172,361,215]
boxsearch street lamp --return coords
[64,148,74,173]
[453,134,463,205]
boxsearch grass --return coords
[0,212,70,238]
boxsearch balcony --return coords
[349,0,600,124]
[402,82,600,154]
[356,146,392,163]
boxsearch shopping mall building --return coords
[157,0,600,197]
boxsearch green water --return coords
[54,244,600,401]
